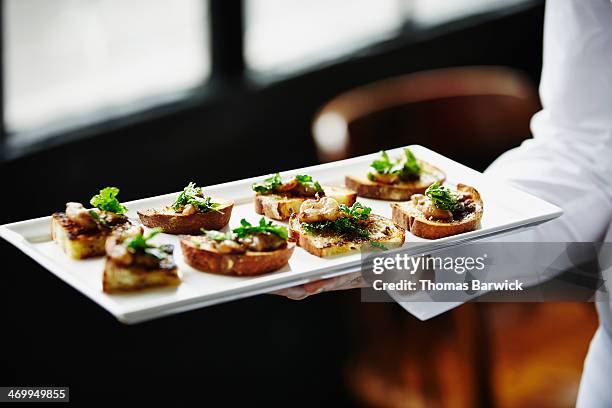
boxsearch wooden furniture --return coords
[312,66,541,407]
[312,66,540,171]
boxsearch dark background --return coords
[0,2,544,406]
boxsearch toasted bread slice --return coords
[391,184,483,239]
[103,258,180,293]
[345,162,445,201]
[180,236,295,276]
[254,186,356,221]
[288,214,405,257]
[51,212,123,259]
[138,199,233,235]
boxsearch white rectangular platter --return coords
[0,146,562,324]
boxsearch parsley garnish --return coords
[233,218,288,240]
[90,187,127,214]
[400,148,421,180]
[88,210,108,227]
[295,175,312,183]
[339,202,371,220]
[295,174,324,194]
[202,218,288,242]
[303,217,370,238]
[202,218,289,241]
[369,148,421,180]
[204,230,233,241]
[252,173,282,194]
[425,182,458,211]
[302,202,372,238]
[369,241,388,250]
[370,150,398,175]
[172,182,221,213]
[252,173,323,195]
[125,228,167,259]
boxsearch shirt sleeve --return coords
[485,0,612,243]
[396,0,612,320]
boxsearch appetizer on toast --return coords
[138,182,233,235]
[345,148,445,200]
[181,217,294,276]
[252,173,356,221]
[391,182,483,239]
[288,197,405,257]
[51,187,132,259]
[103,227,180,293]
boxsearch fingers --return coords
[271,272,367,300]
[321,272,366,291]
[271,286,308,300]
[271,280,329,300]
[303,278,334,294]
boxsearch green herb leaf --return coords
[203,229,234,241]
[302,217,370,238]
[252,173,282,194]
[370,150,400,175]
[370,149,422,180]
[88,210,108,227]
[232,218,288,240]
[295,174,324,194]
[339,202,372,220]
[399,148,421,180]
[302,202,372,238]
[253,173,323,195]
[172,182,221,213]
[295,174,313,184]
[369,241,388,250]
[125,228,164,258]
[143,247,168,260]
[90,187,127,214]
[425,182,458,211]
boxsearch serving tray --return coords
[0,146,562,324]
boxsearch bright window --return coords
[245,0,531,74]
[410,0,530,26]
[245,0,406,74]
[5,0,209,134]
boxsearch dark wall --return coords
[0,4,544,406]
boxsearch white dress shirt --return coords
[397,0,612,321]
[392,1,612,404]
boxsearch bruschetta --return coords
[252,173,356,221]
[138,182,233,234]
[288,197,405,257]
[345,148,445,200]
[391,182,483,239]
[180,217,294,276]
[51,187,132,259]
[103,227,181,293]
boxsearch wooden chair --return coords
[312,66,541,407]
[312,66,540,171]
